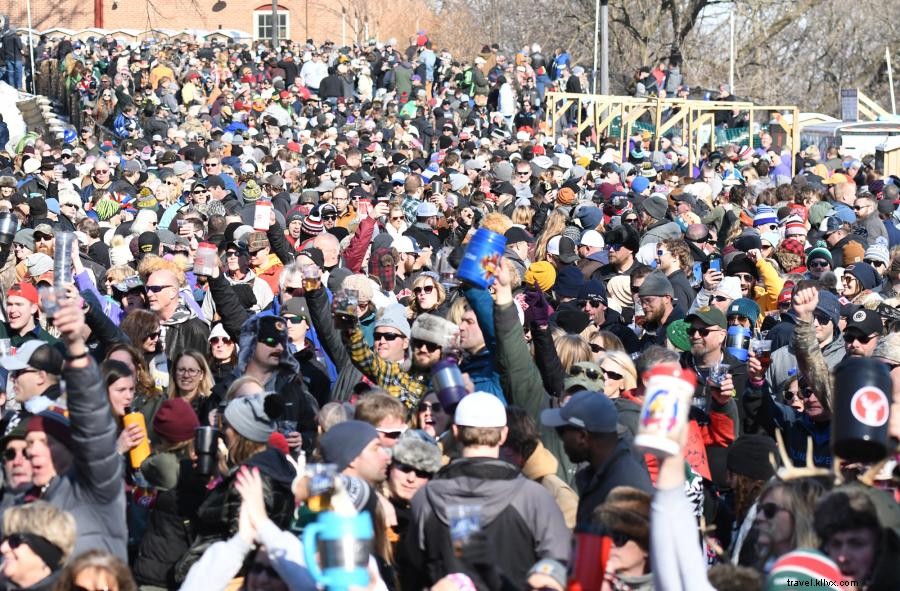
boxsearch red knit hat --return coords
[778,237,805,257]
[152,398,200,443]
[27,408,72,450]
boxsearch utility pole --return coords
[270,0,278,50]
[600,0,609,94]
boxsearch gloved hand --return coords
[523,287,550,328]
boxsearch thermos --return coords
[725,325,751,362]
[303,511,374,590]
[253,199,272,231]
[832,358,892,463]
[0,213,18,249]
[195,426,220,475]
[122,407,151,469]
[457,228,506,288]
[634,363,697,457]
[570,525,612,591]
[431,358,468,412]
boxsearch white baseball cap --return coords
[454,392,507,428]
[579,230,605,249]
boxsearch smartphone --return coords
[710,258,721,272]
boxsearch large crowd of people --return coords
[0,24,896,591]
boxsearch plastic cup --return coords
[0,339,12,357]
[53,231,76,286]
[301,264,321,291]
[38,285,68,316]
[306,463,338,512]
[750,339,773,370]
[708,362,730,389]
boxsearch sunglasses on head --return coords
[413,284,435,296]
[412,339,441,352]
[374,331,404,342]
[687,325,718,337]
[569,365,601,380]
[210,336,232,345]
[393,462,433,478]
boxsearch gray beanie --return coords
[638,271,674,298]
[13,229,34,252]
[375,303,411,338]
[392,430,442,474]
[223,394,276,443]
[319,420,379,471]
[640,194,668,221]
[410,314,457,348]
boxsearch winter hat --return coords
[13,229,35,252]
[639,195,668,221]
[807,202,835,227]
[725,253,759,280]
[301,211,324,236]
[726,434,777,481]
[374,303,411,338]
[759,230,781,249]
[727,298,760,324]
[242,179,263,202]
[592,486,652,550]
[411,314,457,348]
[714,276,743,301]
[455,391,506,427]
[319,420,379,471]
[524,261,557,292]
[153,398,200,443]
[846,262,879,290]
[753,206,778,227]
[806,246,832,267]
[778,238,805,257]
[554,266,584,298]
[391,430,442,474]
[842,241,865,265]
[765,549,843,590]
[575,206,604,230]
[666,320,692,352]
[638,271,674,298]
[223,394,278,443]
[556,187,577,206]
[27,409,72,451]
[864,239,890,266]
[782,215,806,238]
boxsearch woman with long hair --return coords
[407,273,447,321]
[167,350,215,426]
[53,549,138,591]
[597,351,638,399]
[120,309,169,390]
[100,360,142,456]
[106,343,163,442]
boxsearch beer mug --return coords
[306,463,337,513]
[750,339,773,371]
[301,264,321,291]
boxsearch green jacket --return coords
[493,301,576,486]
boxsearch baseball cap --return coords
[392,236,421,254]
[579,229,605,248]
[685,306,727,329]
[844,308,883,337]
[0,340,64,375]
[504,226,535,244]
[454,392,506,427]
[416,202,440,218]
[540,390,618,433]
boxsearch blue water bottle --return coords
[302,511,374,591]
[457,228,506,288]
[431,358,468,412]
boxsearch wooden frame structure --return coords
[543,92,800,171]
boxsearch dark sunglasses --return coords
[393,462,433,479]
[578,298,603,308]
[712,295,730,302]
[569,365,601,380]
[418,401,443,413]
[687,325,719,337]
[783,385,814,403]
[286,316,308,325]
[844,331,875,345]
[813,311,832,326]
[808,260,830,269]
[145,330,161,340]
[864,259,885,268]
[374,331,404,342]
[608,243,623,251]
[146,284,173,293]
[609,531,632,547]
[390,216,404,221]
[759,502,792,520]
[2,447,24,462]
[413,285,435,296]
[589,343,604,353]
[322,214,337,220]
[412,339,441,352]
[600,367,623,380]
[210,336,232,345]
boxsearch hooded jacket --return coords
[210,313,319,449]
[521,442,578,529]
[40,360,127,560]
[404,457,570,588]
[160,295,210,362]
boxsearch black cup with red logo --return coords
[832,357,892,463]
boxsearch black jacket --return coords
[574,439,653,528]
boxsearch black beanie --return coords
[726,434,777,481]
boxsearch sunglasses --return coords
[808,260,830,269]
[374,331,404,342]
[377,426,408,439]
[322,214,337,220]
[657,249,667,257]
[413,285,435,296]
[393,462,433,479]
[608,243,623,251]
[758,502,792,520]
[844,331,875,345]
[11,369,37,379]
[210,336,233,345]
[608,531,632,548]
[813,311,832,326]
[589,343,604,353]
[578,298,603,308]
[569,365,601,380]
[712,295,730,302]
[390,216,404,221]
[2,447,25,462]
[687,326,719,337]
[145,331,161,340]
[864,259,885,268]
[248,562,279,578]
[204,162,220,167]
[146,284,174,293]
[600,367,623,380]
[418,401,443,413]
[623,217,638,223]
[734,273,754,282]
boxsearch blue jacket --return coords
[460,286,505,403]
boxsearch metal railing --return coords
[34,58,118,143]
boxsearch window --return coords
[253,9,288,40]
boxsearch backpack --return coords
[456,68,475,95]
